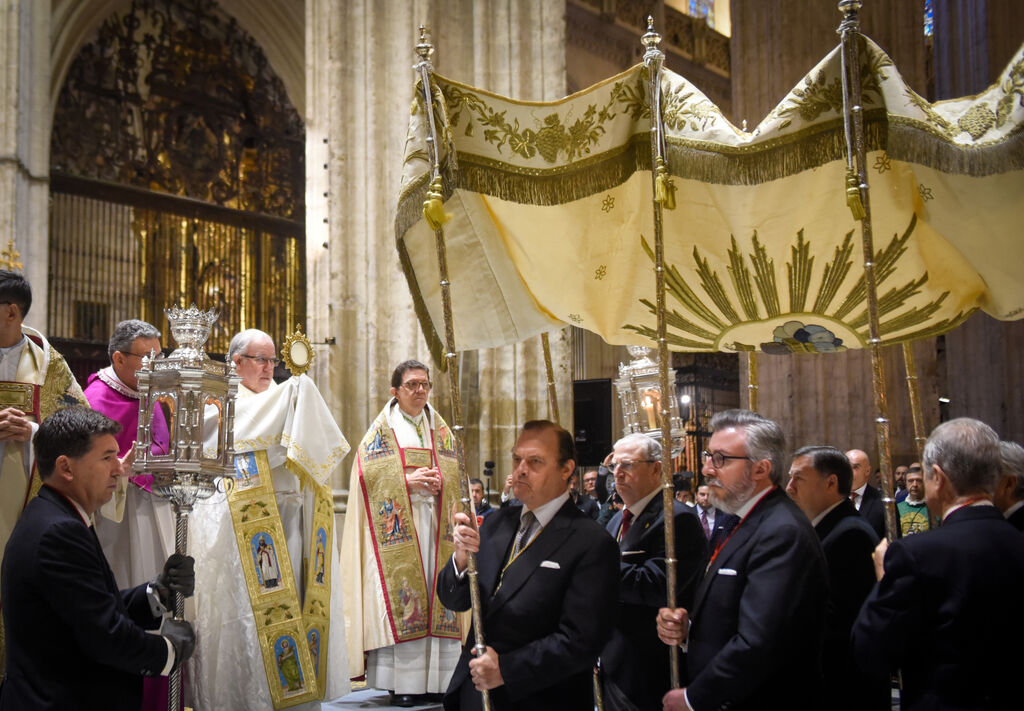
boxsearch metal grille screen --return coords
[48,188,305,356]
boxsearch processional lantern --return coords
[133,304,239,711]
[614,345,686,457]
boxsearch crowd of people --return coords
[2,265,1024,711]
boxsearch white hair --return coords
[613,432,662,460]
[227,329,272,360]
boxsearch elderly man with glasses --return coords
[228,328,280,395]
[599,433,707,711]
[657,409,827,711]
[342,359,463,707]
[187,328,351,710]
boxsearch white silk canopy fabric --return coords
[396,37,1024,356]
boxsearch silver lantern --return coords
[614,345,685,456]
[133,304,238,711]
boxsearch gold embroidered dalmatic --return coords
[341,401,463,680]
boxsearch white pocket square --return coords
[717,568,738,576]
[540,560,560,569]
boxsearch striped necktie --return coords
[513,511,537,557]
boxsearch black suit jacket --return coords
[686,487,827,711]
[852,505,1024,711]
[573,492,600,520]
[1006,504,1024,532]
[815,500,889,711]
[0,486,168,711]
[436,498,620,711]
[704,507,740,553]
[601,495,708,710]
[857,484,888,539]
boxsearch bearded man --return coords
[656,410,827,711]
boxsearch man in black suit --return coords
[994,440,1024,531]
[657,409,827,711]
[846,448,887,538]
[437,420,619,711]
[569,471,600,519]
[785,445,888,711]
[0,407,195,711]
[600,433,707,711]
[853,418,1024,711]
[694,482,739,553]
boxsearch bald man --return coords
[845,449,886,539]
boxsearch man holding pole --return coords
[438,419,619,710]
[600,433,707,711]
[341,359,462,707]
[657,409,827,711]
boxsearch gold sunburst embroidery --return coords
[623,213,966,353]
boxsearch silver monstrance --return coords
[133,305,238,711]
[615,345,686,456]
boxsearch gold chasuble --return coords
[0,326,86,673]
[341,401,463,681]
[190,375,350,711]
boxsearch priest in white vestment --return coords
[341,359,462,707]
[0,271,86,673]
[188,329,351,710]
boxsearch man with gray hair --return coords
[852,418,1024,710]
[86,319,174,709]
[599,433,706,710]
[994,440,1024,531]
[84,319,168,460]
[227,328,279,394]
[657,409,827,711]
[189,328,351,709]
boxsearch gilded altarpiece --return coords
[48,0,305,365]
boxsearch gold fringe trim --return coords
[398,112,1022,225]
[887,119,1024,176]
[663,117,887,185]
[450,139,647,206]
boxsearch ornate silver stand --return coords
[133,305,238,711]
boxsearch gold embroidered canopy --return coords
[396,37,1024,356]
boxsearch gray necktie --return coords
[512,511,537,557]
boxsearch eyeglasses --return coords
[240,354,280,367]
[120,351,164,361]
[611,459,655,471]
[701,450,750,468]
[401,380,432,392]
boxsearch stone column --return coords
[0,0,51,326]
[305,0,570,493]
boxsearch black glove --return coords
[156,553,196,601]
[162,619,196,671]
